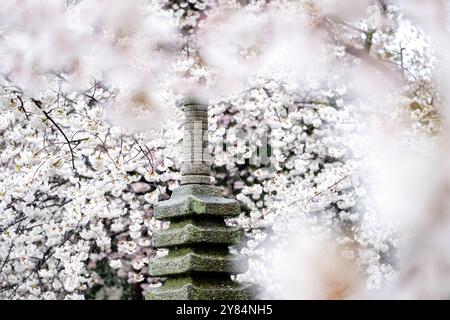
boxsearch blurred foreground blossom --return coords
[0,0,450,300]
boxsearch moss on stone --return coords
[147,179,251,300]
[148,251,248,277]
[155,185,240,219]
[190,197,207,213]
[145,282,255,300]
[153,224,242,247]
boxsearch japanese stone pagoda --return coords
[146,97,254,300]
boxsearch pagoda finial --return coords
[181,96,211,185]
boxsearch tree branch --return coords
[31,99,76,171]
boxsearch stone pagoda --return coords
[146,97,254,300]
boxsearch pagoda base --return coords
[146,279,255,300]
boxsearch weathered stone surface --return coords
[181,175,211,185]
[182,119,208,126]
[181,163,211,176]
[183,98,208,110]
[184,110,208,118]
[183,131,208,138]
[182,152,210,160]
[148,251,248,276]
[183,122,208,130]
[146,278,255,300]
[155,185,240,219]
[153,224,242,247]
